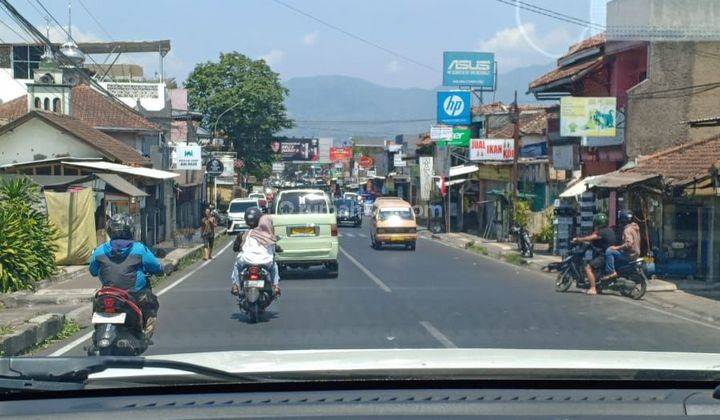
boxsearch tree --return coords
[185,52,293,175]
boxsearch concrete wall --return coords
[0,118,103,165]
[625,41,720,158]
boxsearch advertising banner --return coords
[443,51,495,89]
[277,138,320,162]
[430,125,453,141]
[450,128,471,147]
[437,91,471,126]
[419,156,433,201]
[560,97,617,137]
[329,146,353,161]
[173,144,202,170]
[469,138,514,161]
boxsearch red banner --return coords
[330,147,353,162]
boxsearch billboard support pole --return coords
[510,90,520,226]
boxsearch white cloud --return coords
[302,31,318,46]
[478,23,576,71]
[0,23,101,44]
[385,60,401,73]
[259,49,285,66]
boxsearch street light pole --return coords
[212,99,244,142]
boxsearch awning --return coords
[449,165,479,178]
[95,173,148,197]
[62,161,179,180]
[436,178,467,189]
[559,175,601,198]
[591,172,661,190]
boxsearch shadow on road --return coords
[280,269,336,280]
[231,310,279,324]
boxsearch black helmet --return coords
[244,206,263,228]
[618,209,634,224]
[107,214,134,240]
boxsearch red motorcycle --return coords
[87,286,150,356]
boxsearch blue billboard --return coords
[437,91,471,126]
[443,51,495,89]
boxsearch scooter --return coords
[238,248,283,323]
[87,286,151,356]
[555,243,648,299]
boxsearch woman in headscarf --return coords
[231,214,281,296]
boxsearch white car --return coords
[227,198,261,233]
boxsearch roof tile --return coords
[628,134,720,184]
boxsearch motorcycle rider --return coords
[89,214,163,336]
[572,213,616,295]
[602,210,641,281]
[231,207,281,297]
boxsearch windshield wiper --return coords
[0,356,259,392]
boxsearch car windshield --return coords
[228,202,256,213]
[5,0,720,394]
[379,208,413,221]
[276,192,328,214]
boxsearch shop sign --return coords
[419,156,433,201]
[329,146,353,161]
[205,158,224,176]
[358,155,374,169]
[393,152,406,167]
[443,51,495,89]
[469,138,514,161]
[560,97,617,137]
[173,144,202,170]
[430,124,453,141]
[552,144,576,170]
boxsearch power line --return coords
[270,0,438,73]
[295,118,435,125]
[76,0,114,41]
[494,0,605,30]
[0,8,33,42]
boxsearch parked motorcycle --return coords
[87,285,152,356]
[555,243,648,299]
[511,226,534,258]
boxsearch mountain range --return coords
[281,62,554,139]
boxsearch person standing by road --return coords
[201,207,218,260]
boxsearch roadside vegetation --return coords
[0,178,57,293]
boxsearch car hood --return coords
[89,348,720,380]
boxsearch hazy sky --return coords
[2,0,607,88]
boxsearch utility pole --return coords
[510,90,520,224]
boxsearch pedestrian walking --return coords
[201,207,218,260]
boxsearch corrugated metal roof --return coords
[61,161,179,180]
[94,173,149,197]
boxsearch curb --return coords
[0,313,64,356]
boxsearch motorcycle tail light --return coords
[331,224,338,236]
[248,266,260,280]
[103,297,116,313]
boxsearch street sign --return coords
[437,91,471,126]
[430,125,453,141]
[419,156,433,201]
[205,158,224,176]
[358,155,374,169]
[443,51,495,89]
[173,144,202,170]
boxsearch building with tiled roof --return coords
[0,110,148,167]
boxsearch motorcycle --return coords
[238,265,277,323]
[555,243,648,299]
[511,226,534,258]
[87,285,151,356]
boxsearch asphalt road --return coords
[53,219,720,356]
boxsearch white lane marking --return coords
[346,233,355,238]
[50,240,234,356]
[339,246,392,293]
[420,321,457,349]
[358,233,367,238]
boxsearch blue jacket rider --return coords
[89,214,163,335]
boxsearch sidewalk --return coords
[421,230,720,326]
[0,229,225,355]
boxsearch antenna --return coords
[67,0,72,41]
